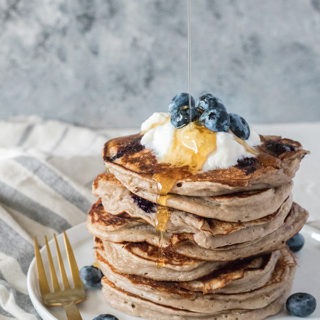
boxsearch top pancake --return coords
[103,133,308,196]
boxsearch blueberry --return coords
[80,265,103,289]
[196,93,225,113]
[199,105,230,132]
[170,110,190,128]
[229,113,250,140]
[93,314,119,320]
[168,92,195,113]
[286,292,316,317]
[265,141,295,156]
[287,233,305,252]
[168,93,199,128]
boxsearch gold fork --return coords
[33,232,86,320]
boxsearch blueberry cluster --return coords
[168,93,250,140]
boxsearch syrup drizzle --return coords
[187,0,192,111]
[153,0,218,267]
[153,0,194,262]
[153,173,177,267]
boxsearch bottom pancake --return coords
[102,283,287,320]
[99,247,295,319]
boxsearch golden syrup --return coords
[162,122,217,172]
[155,204,170,232]
[156,231,166,268]
[153,175,174,267]
[153,173,178,196]
[153,173,181,234]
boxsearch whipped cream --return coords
[141,112,261,171]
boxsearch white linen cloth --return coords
[0,117,319,320]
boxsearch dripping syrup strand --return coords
[156,0,193,268]
[187,0,192,114]
[155,184,172,268]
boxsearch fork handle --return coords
[63,303,83,320]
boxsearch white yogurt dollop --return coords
[202,130,260,171]
[140,112,260,171]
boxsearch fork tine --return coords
[33,237,50,296]
[54,234,70,290]
[45,236,60,292]
[63,232,83,289]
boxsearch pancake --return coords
[87,201,166,247]
[94,173,293,222]
[104,134,308,197]
[87,198,302,252]
[180,250,281,294]
[175,202,307,261]
[88,199,146,231]
[181,194,292,250]
[101,288,286,320]
[99,248,295,319]
[95,238,224,282]
[96,237,281,291]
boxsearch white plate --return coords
[27,223,320,320]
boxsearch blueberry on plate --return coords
[229,113,250,140]
[199,104,230,132]
[79,265,103,289]
[286,292,317,317]
[93,314,119,320]
[196,93,225,113]
[168,93,198,128]
[286,233,305,252]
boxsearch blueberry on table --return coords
[229,113,250,140]
[168,92,198,128]
[80,265,103,289]
[199,104,230,132]
[286,233,305,252]
[196,93,225,113]
[93,314,119,320]
[286,292,316,317]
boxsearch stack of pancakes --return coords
[87,133,308,320]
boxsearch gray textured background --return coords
[0,0,320,129]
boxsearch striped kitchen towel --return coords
[0,117,134,320]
